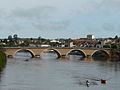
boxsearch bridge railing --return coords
[2,46,112,50]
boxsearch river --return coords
[0,52,120,90]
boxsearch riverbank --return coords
[0,51,6,70]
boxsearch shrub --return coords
[103,45,111,48]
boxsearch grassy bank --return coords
[0,51,6,70]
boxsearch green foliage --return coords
[24,40,31,45]
[0,51,6,70]
[13,34,18,40]
[118,45,120,49]
[0,44,6,47]
[8,35,13,41]
[18,43,25,47]
[0,43,16,47]
[111,44,118,49]
[40,38,50,43]
[46,39,50,43]
[103,45,111,48]
[114,35,119,39]
[6,43,16,47]
[40,38,46,42]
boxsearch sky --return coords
[0,0,120,39]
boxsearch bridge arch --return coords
[14,49,35,58]
[66,49,86,57]
[41,48,61,58]
[91,50,110,58]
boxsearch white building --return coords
[87,34,95,39]
[69,42,76,47]
[50,40,60,43]
[41,44,50,47]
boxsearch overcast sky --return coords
[0,0,120,39]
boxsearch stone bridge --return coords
[3,47,112,58]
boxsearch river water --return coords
[0,52,120,90]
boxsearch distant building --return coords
[41,44,50,47]
[70,38,96,48]
[69,42,76,47]
[50,40,60,43]
[95,40,104,48]
[87,34,95,39]
[16,40,24,44]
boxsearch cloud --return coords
[32,20,70,31]
[0,6,70,32]
[92,0,120,16]
[10,6,58,19]
[102,23,114,31]
[0,0,120,38]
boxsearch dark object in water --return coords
[86,80,90,87]
[100,79,107,84]
[24,59,29,61]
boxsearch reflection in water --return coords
[68,55,84,61]
[13,51,33,59]
[92,50,109,60]
[68,50,86,58]
[0,52,120,90]
[41,52,58,59]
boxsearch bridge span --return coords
[3,47,112,58]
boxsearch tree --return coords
[24,40,30,46]
[114,35,118,39]
[3,39,8,44]
[8,35,12,41]
[13,34,18,40]
[111,44,118,49]
[103,45,111,48]
[38,36,41,40]
[37,36,41,44]
[30,38,33,40]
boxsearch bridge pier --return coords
[60,54,66,58]
[7,55,13,58]
[86,55,91,58]
[35,55,41,58]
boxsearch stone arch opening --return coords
[92,50,110,60]
[67,49,86,59]
[41,49,61,59]
[14,49,35,58]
